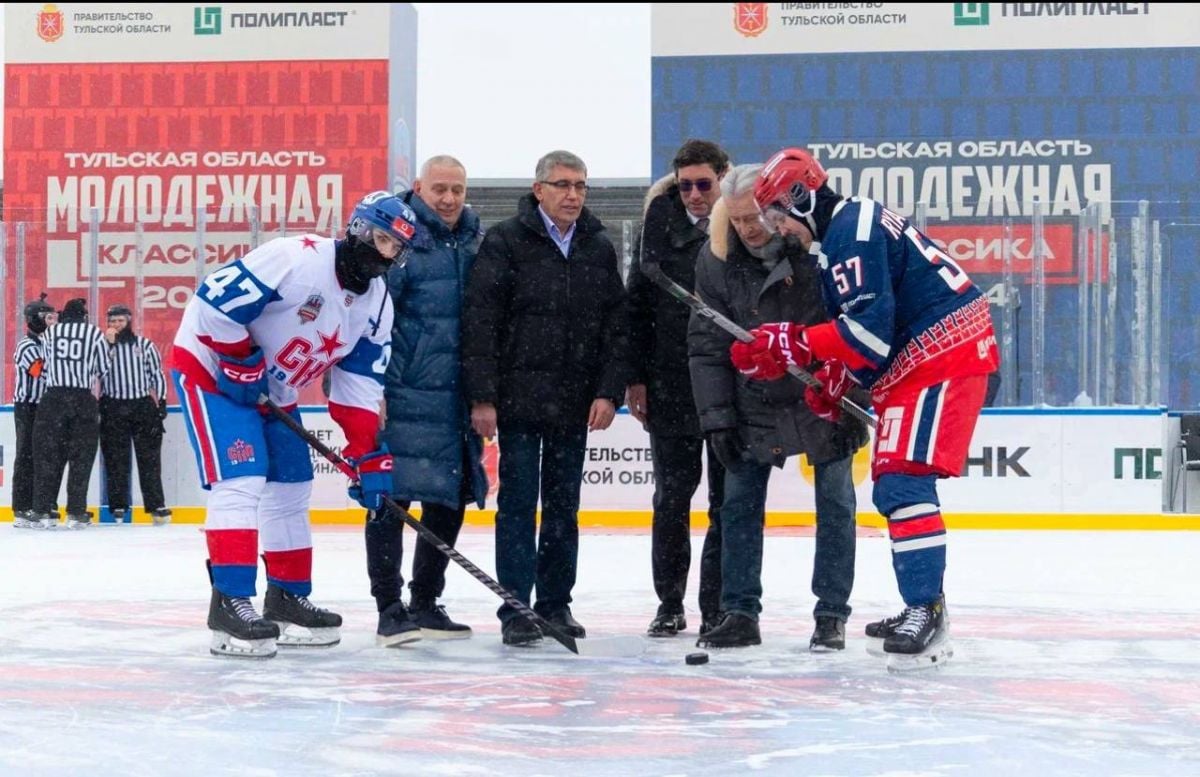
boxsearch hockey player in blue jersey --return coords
[730,147,999,670]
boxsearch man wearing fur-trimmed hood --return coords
[687,163,869,651]
[627,139,730,640]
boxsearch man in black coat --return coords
[688,164,870,651]
[462,150,630,647]
[627,139,731,638]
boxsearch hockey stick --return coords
[640,262,875,428]
[261,397,644,659]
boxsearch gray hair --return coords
[535,150,587,181]
[719,163,764,200]
[420,154,466,179]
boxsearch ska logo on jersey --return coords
[298,294,324,324]
[227,439,257,464]
[275,326,346,388]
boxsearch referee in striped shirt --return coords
[31,298,110,529]
[99,303,172,525]
[11,296,57,528]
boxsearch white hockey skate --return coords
[263,585,342,648]
[208,589,279,659]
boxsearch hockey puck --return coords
[685,651,709,665]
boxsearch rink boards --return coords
[1,405,1194,530]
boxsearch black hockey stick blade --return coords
[260,396,645,658]
[641,262,875,428]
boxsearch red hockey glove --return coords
[805,361,851,423]
[729,322,812,381]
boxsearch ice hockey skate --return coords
[263,584,342,647]
[880,597,953,672]
[65,512,92,530]
[865,594,950,658]
[208,588,279,659]
[150,507,173,526]
[13,510,56,529]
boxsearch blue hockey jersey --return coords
[804,198,998,393]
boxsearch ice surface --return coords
[1,525,1197,776]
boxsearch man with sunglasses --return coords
[731,148,998,670]
[626,139,731,638]
[463,150,630,647]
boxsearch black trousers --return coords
[649,433,726,619]
[365,458,472,611]
[99,396,165,511]
[33,388,99,516]
[12,402,39,513]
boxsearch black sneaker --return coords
[647,608,687,638]
[809,615,846,652]
[696,612,760,649]
[376,601,422,647]
[544,607,586,639]
[883,597,948,655]
[699,612,723,638]
[501,616,542,647]
[409,600,472,640]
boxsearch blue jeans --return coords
[494,422,587,624]
[811,454,857,621]
[719,454,857,621]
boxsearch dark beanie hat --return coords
[61,298,88,322]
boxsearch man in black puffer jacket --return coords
[626,139,731,639]
[463,149,630,647]
[689,164,870,651]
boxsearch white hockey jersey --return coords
[173,234,393,458]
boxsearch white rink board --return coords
[0,407,1168,519]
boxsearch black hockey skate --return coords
[809,615,846,652]
[881,596,953,672]
[13,510,55,529]
[208,588,279,659]
[263,584,342,648]
[864,610,908,657]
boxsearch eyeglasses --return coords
[539,180,590,194]
[677,178,715,193]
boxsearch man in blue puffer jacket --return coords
[365,155,489,646]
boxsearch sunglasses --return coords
[678,178,715,193]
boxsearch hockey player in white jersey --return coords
[172,191,417,658]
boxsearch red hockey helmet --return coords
[754,148,829,236]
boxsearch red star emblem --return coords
[300,236,319,250]
[315,326,345,359]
